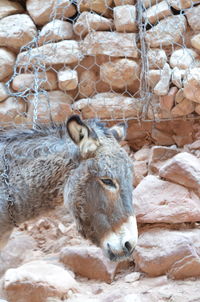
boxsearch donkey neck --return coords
[0,126,81,226]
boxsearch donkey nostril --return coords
[124,241,134,253]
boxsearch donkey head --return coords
[64,115,138,261]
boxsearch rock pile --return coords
[0,0,199,129]
[0,142,200,301]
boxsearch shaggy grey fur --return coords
[0,117,134,251]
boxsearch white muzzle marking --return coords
[101,215,138,261]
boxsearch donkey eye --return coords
[101,178,116,188]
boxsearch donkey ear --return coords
[109,122,127,142]
[67,115,100,157]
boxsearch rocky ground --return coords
[0,140,200,302]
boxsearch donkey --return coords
[0,115,138,261]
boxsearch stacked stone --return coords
[144,0,200,118]
[132,143,200,280]
[0,0,199,143]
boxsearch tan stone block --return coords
[78,0,113,16]
[114,5,137,32]
[143,1,172,25]
[0,0,24,19]
[58,68,78,91]
[0,48,15,81]
[171,98,195,117]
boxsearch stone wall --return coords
[0,0,200,148]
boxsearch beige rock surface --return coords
[58,68,78,91]
[0,97,25,123]
[186,4,200,31]
[183,68,200,103]
[133,161,148,186]
[145,15,187,47]
[73,93,141,119]
[171,98,195,117]
[191,33,200,51]
[143,1,172,25]
[147,48,167,69]
[147,70,161,88]
[172,67,186,88]
[148,145,179,174]
[81,32,138,58]
[170,48,198,69]
[100,59,139,88]
[0,83,8,102]
[133,175,200,223]
[134,228,200,278]
[113,5,137,32]
[0,0,24,19]
[79,70,97,98]
[12,71,57,92]
[0,14,37,50]
[168,0,200,10]
[38,19,73,45]
[17,40,82,67]
[60,246,118,283]
[27,0,76,26]
[114,0,134,4]
[77,0,113,16]
[74,12,113,36]
[27,90,72,123]
[159,152,200,189]
[0,48,15,81]
[159,86,177,111]
[154,63,172,96]
[3,261,78,302]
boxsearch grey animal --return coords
[0,115,138,261]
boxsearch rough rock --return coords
[134,228,200,279]
[147,48,167,69]
[154,63,172,96]
[78,0,113,16]
[191,33,200,51]
[27,0,76,26]
[133,161,148,186]
[17,40,82,67]
[195,104,200,115]
[12,71,57,91]
[113,5,137,32]
[0,83,8,102]
[58,68,78,91]
[3,261,78,302]
[27,90,72,123]
[159,86,177,111]
[0,48,15,81]
[148,145,179,174]
[0,97,25,123]
[175,89,184,103]
[38,20,73,45]
[171,98,195,117]
[79,70,97,98]
[0,14,37,50]
[151,128,175,145]
[73,12,113,36]
[172,67,186,88]
[134,147,151,161]
[133,175,200,223]
[60,245,118,283]
[81,32,138,58]
[183,68,200,103]
[147,70,161,88]
[0,234,38,278]
[167,0,200,10]
[0,0,24,19]
[159,152,200,189]
[145,15,187,47]
[186,4,200,31]
[170,48,198,69]
[100,59,139,88]
[143,1,172,25]
[114,0,134,4]
[142,0,162,8]
[73,93,141,119]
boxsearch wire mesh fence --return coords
[0,0,200,128]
